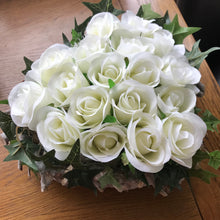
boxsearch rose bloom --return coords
[156,86,196,115]
[163,112,207,168]
[68,86,111,129]
[160,47,201,86]
[110,80,157,125]
[26,44,75,86]
[8,81,51,130]
[87,52,126,88]
[74,35,111,73]
[125,113,171,172]
[125,52,162,87]
[80,123,127,162]
[85,12,119,38]
[47,62,89,107]
[36,107,79,161]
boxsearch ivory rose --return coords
[156,86,197,115]
[125,52,162,87]
[125,113,171,172]
[68,86,111,129]
[87,52,126,88]
[80,123,127,162]
[26,44,75,86]
[163,112,207,168]
[110,80,157,125]
[36,107,80,160]
[8,81,50,130]
[85,12,119,38]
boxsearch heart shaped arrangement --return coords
[1,0,220,195]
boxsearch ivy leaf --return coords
[154,11,171,27]
[201,110,220,132]
[83,0,124,16]
[62,33,71,47]
[164,15,201,44]
[154,161,189,195]
[70,29,82,45]
[74,16,92,37]
[22,56,33,75]
[192,149,210,168]
[98,168,121,190]
[158,109,166,120]
[83,73,93,85]
[0,111,16,140]
[103,115,116,123]
[188,168,217,184]
[64,139,81,166]
[108,79,115,88]
[64,168,102,189]
[208,150,220,170]
[4,142,38,171]
[185,40,220,69]
[0,99,8,105]
[137,4,161,20]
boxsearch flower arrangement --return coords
[1,0,220,195]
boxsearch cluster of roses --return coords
[8,11,207,173]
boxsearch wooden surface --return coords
[0,0,220,219]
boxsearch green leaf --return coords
[137,4,161,20]
[0,111,16,140]
[70,29,82,46]
[154,11,171,27]
[103,115,116,123]
[208,150,220,170]
[4,142,38,171]
[64,168,102,189]
[124,57,129,68]
[201,110,220,132]
[83,73,93,85]
[164,15,201,44]
[98,168,121,189]
[192,149,210,168]
[22,56,33,75]
[65,139,81,166]
[188,168,217,184]
[62,33,71,47]
[83,0,124,16]
[121,152,129,166]
[108,79,115,88]
[74,16,92,36]
[158,109,166,120]
[154,161,189,195]
[0,99,8,105]
[185,40,220,69]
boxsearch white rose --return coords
[85,12,119,38]
[125,113,171,173]
[161,54,201,86]
[80,123,127,162]
[87,52,126,88]
[156,86,196,115]
[74,35,110,73]
[120,11,161,37]
[26,44,75,86]
[125,52,162,87]
[47,62,89,107]
[147,30,175,57]
[110,80,157,125]
[163,112,207,168]
[111,29,155,57]
[68,86,111,129]
[8,81,51,130]
[36,107,80,161]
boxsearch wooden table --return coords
[0,0,220,219]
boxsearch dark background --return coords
[176,0,220,84]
